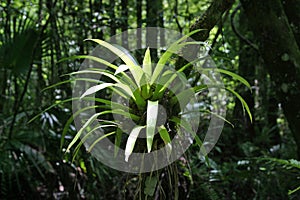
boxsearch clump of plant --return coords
[33,29,252,199]
[54,30,250,162]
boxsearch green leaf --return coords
[144,176,158,196]
[85,39,144,87]
[61,105,103,149]
[158,125,171,143]
[115,64,129,75]
[226,87,252,122]
[87,131,116,152]
[215,68,251,90]
[146,100,159,152]
[288,186,300,195]
[70,70,120,83]
[66,108,140,154]
[114,83,135,99]
[128,64,146,87]
[85,39,137,66]
[158,125,172,157]
[58,55,118,70]
[80,83,115,98]
[180,109,234,127]
[58,55,137,88]
[142,47,152,80]
[66,112,102,153]
[151,30,204,84]
[112,44,139,65]
[74,124,117,157]
[125,126,145,162]
[87,67,137,88]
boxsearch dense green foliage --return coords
[0,0,300,199]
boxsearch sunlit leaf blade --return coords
[85,39,143,86]
[158,125,171,143]
[146,100,159,152]
[74,124,117,158]
[66,112,102,152]
[115,64,129,75]
[226,87,252,122]
[288,186,300,195]
[61,105,104,149]
[85,39,136,66]
[114,83,135,99]
[66,108,140,154]
[70,70,120,83]
[151,30,204,84]
[143,47,152,79]
[80,83,115,98]
[58,55,118,70]
[86,67,137,88]
[125,126,145,162]
[129,64,146,87]
[112,44,139,65]
[215,68,251,90]
[108,109,140,121]
[158,125,172,158]
[133,89,147,109]
[71,70,135,98]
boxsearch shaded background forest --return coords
[0,0,300,199]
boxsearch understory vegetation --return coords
[1,0,300,199]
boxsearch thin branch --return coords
[230,3,259,51]
[175,0,235,73]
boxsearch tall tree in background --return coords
[241,0,300,157]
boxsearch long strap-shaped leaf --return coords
[151,30,203,84]
[86,39,144,86]
[125,126,145,162]
[226,87,252,122]
[142,47,152,80]
[58,55,138,88]
[146,100,159,152]
[66,109,140,152]
[158,125,172,158]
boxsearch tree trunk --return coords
[135,0,143,63]
[121,0,128,48]
[176,0,235,73]
[282,0,300,46]
[146,0,159,61]
[233,8,257,143]
[109,0,116,42]
[241,0,300,157]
